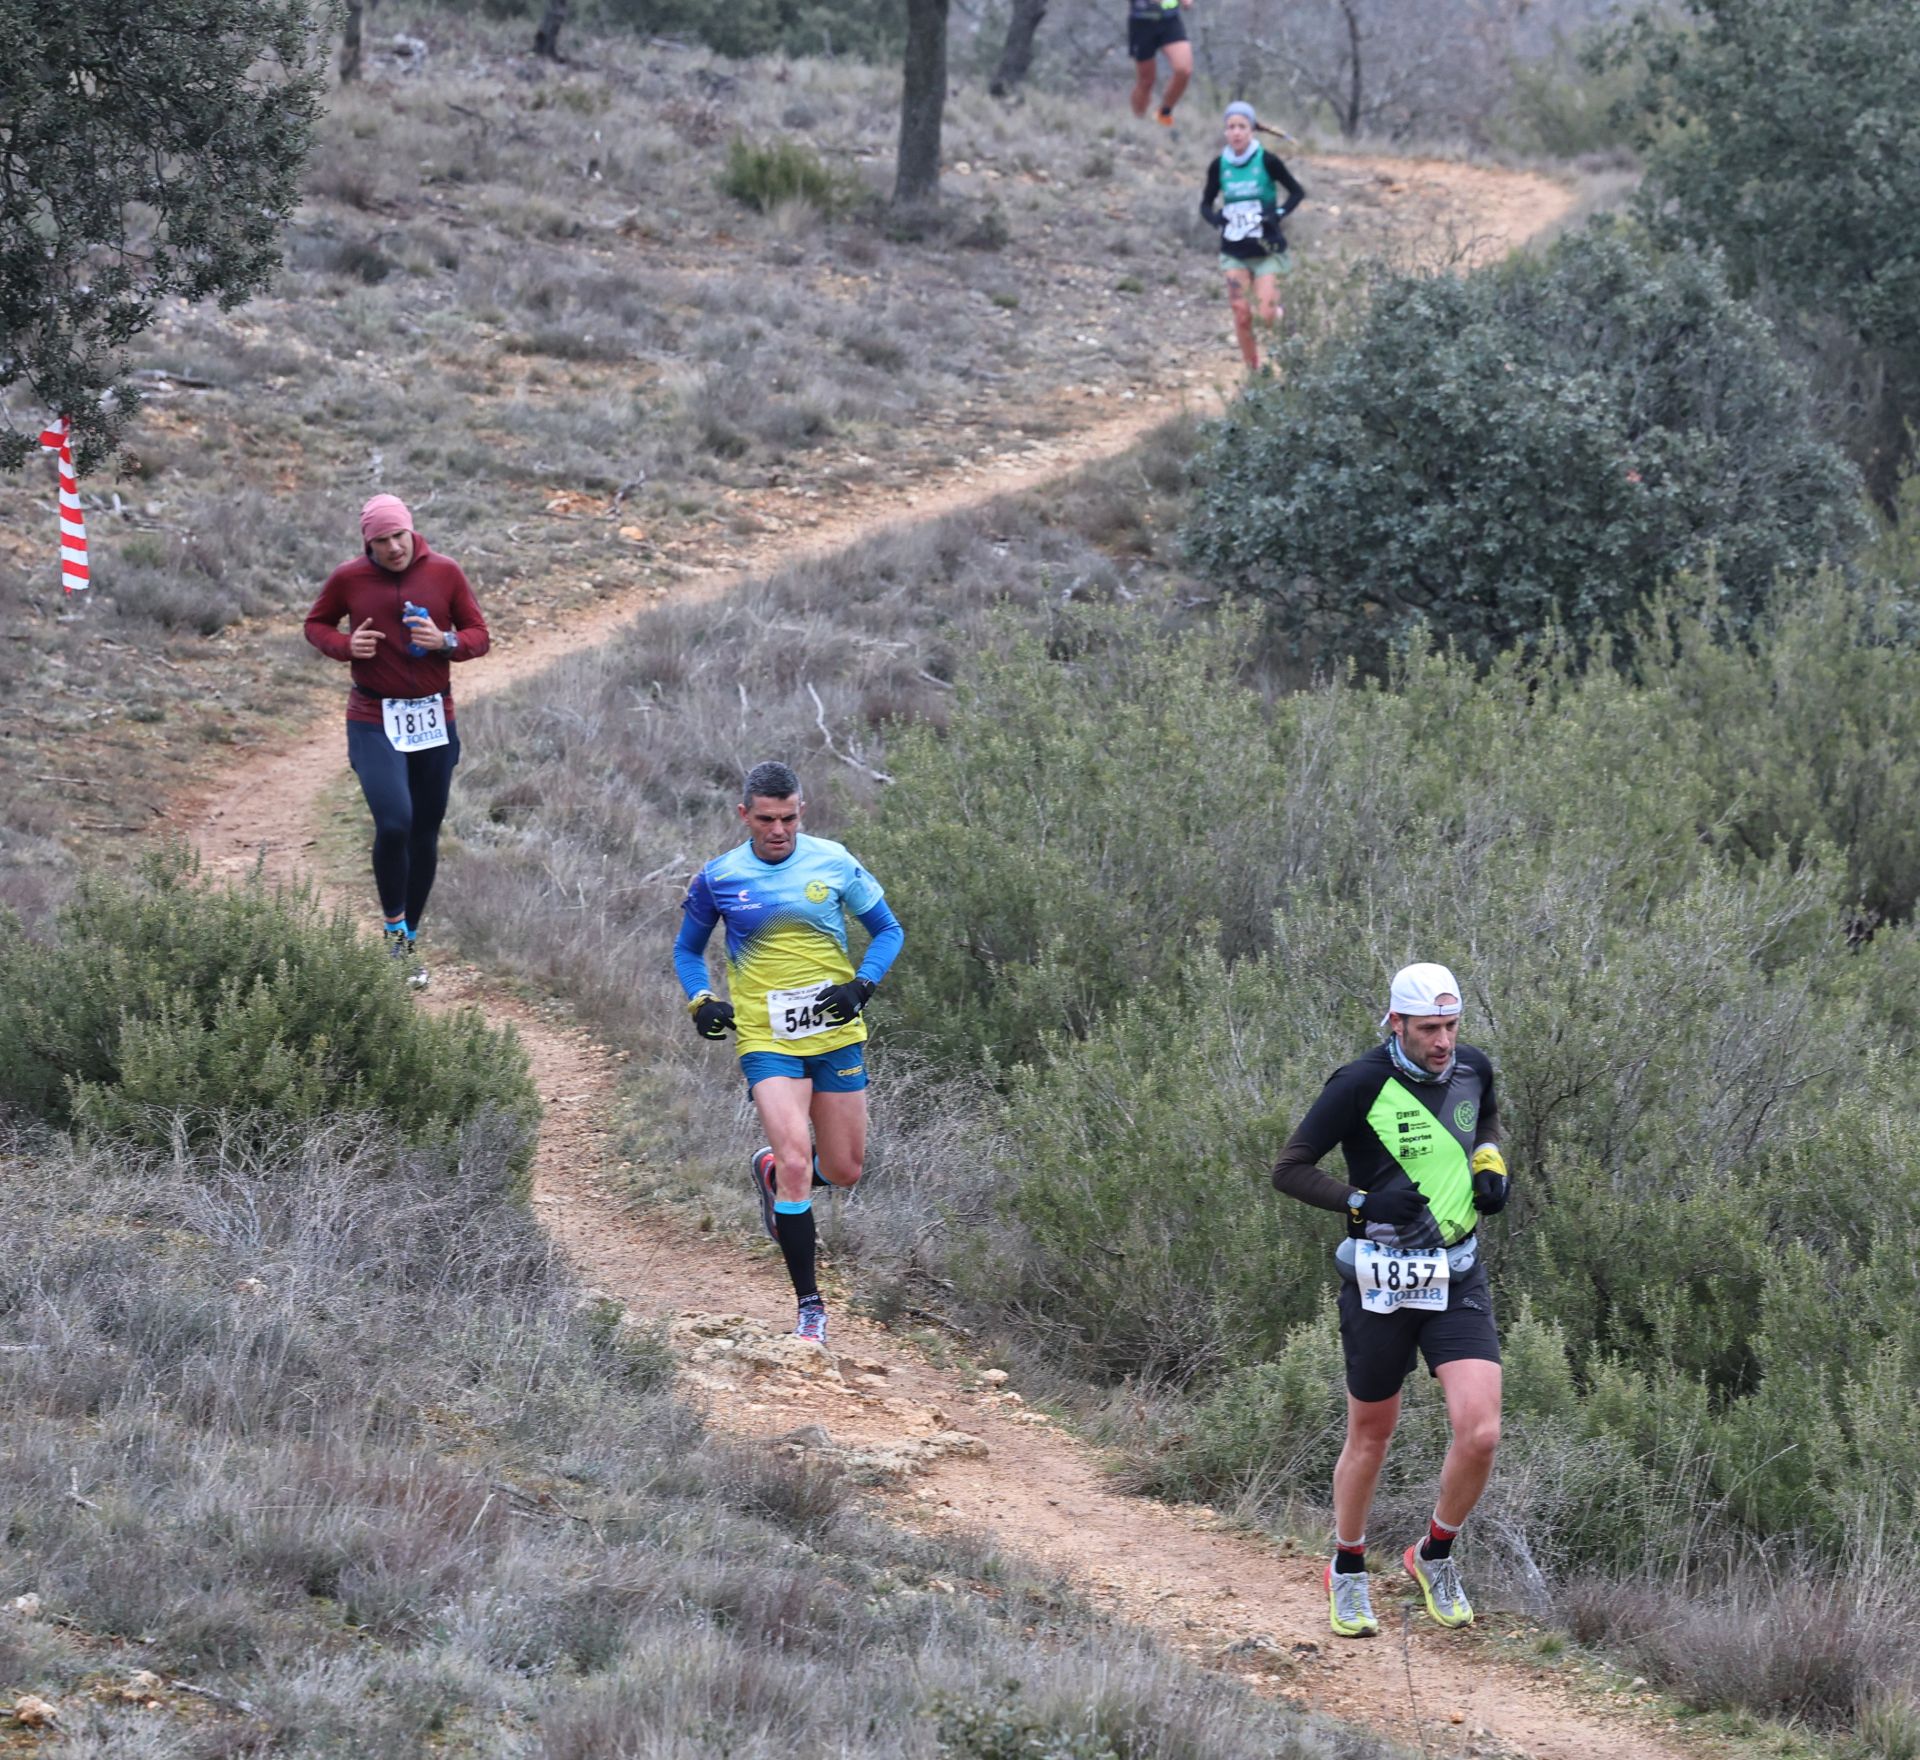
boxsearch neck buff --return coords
[1223,138,1260,166]
[1387,1031,1454,1086]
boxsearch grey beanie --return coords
[1224,100,1257,126]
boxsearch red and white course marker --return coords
[38,417,89,592]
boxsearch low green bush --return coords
[0,847,538,1178]
[843,582,1920,1578]
[719,135,852,215]
[1613,0,1920,498]
[1185,222,1862,669]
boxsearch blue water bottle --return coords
[403,600,428,656]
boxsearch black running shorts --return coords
[1129,10,1188,61]
[1336,1263,1501,1403]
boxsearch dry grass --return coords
[0,1108,1393,1757]
[0,6,1440,915]
[435,421,1198,1239]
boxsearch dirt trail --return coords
[175,160,1700,1760]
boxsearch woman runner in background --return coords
[1199,101,1306,371]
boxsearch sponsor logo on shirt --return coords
[806,879,831,903]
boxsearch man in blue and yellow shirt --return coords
[674,761,905,1344]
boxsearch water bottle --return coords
[403,600,428,657]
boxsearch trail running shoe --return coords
[794,1298,828,1345]
[1326,1561,1379,1638]
[1156,107,1175,128]
[749,1146,778,1243]
[1404,1543,1474,1628]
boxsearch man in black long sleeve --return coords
[1271,962,1513,1640]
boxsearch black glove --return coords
[1471,1146,1511,1215]
[689,995,735,1040]
[815,976,874,1025]
[1357,1182,1428,1228]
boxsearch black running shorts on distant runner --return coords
[1336,1263,1500,1403]
[1129,9,1188,61]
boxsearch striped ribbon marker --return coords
[38,417,89,592]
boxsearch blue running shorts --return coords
[740,1048,869,1093]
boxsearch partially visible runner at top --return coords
[1129,0,1194,128]
[1199,101,1306,373]
[673,762,905,1347]
[1269,962,1515,1641]
[303,494,490,990]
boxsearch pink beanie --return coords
[360,494,413,542]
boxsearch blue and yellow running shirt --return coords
[673,834,904,1057]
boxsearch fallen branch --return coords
[805,681,893,785]
[167,1680,257,1717]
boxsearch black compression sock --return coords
[1422,1516,1459,1561]
[1334,1537,1368,1575]
[772,1205,818,1302]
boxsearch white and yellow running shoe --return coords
[1326,1560,1380,1638]
[1404,1543,1474,1628]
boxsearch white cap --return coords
[1380,962,1463,1031]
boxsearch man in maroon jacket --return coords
[304,494,491,988]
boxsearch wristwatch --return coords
[1346,1188,1366,1217]
[443,629,458,652]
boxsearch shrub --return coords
[1491,29,1645,159]
[598,0,907,60]
[1612,0,1920,494]
[0,846,538,1173]
[1184,222,1862,669]
[857,611,1287,1071]
[719,136,850,216]
[934,1688,1119,1760]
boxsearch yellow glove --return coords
[1470,1145,1510,1215]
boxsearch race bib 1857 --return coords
[1355,1241,1450,1315]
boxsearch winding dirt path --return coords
[172,160,1707,1760]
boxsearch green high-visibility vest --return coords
[1365,1077,1478,1245]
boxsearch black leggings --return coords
[346,718,461,929]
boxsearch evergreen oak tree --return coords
[0,0,326,470]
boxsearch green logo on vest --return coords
[1453,1101,1476,1133]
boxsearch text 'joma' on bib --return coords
[1355,1241,1450,1315]
[382,693,449,753]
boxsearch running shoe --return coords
[794,1297,828,1345]
[1404,1543,1474,1628]
[1156,107,1176,128]
[749,1146,778,1243]
[403,937,429,991]
[383,924,409,961]
[1325,1561,1379,1638]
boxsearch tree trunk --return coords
[989,0,1048,99]
[533,0,568,60]
[340,0,363,83]
[894,0,950,206]
[1340,0,1364,138]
